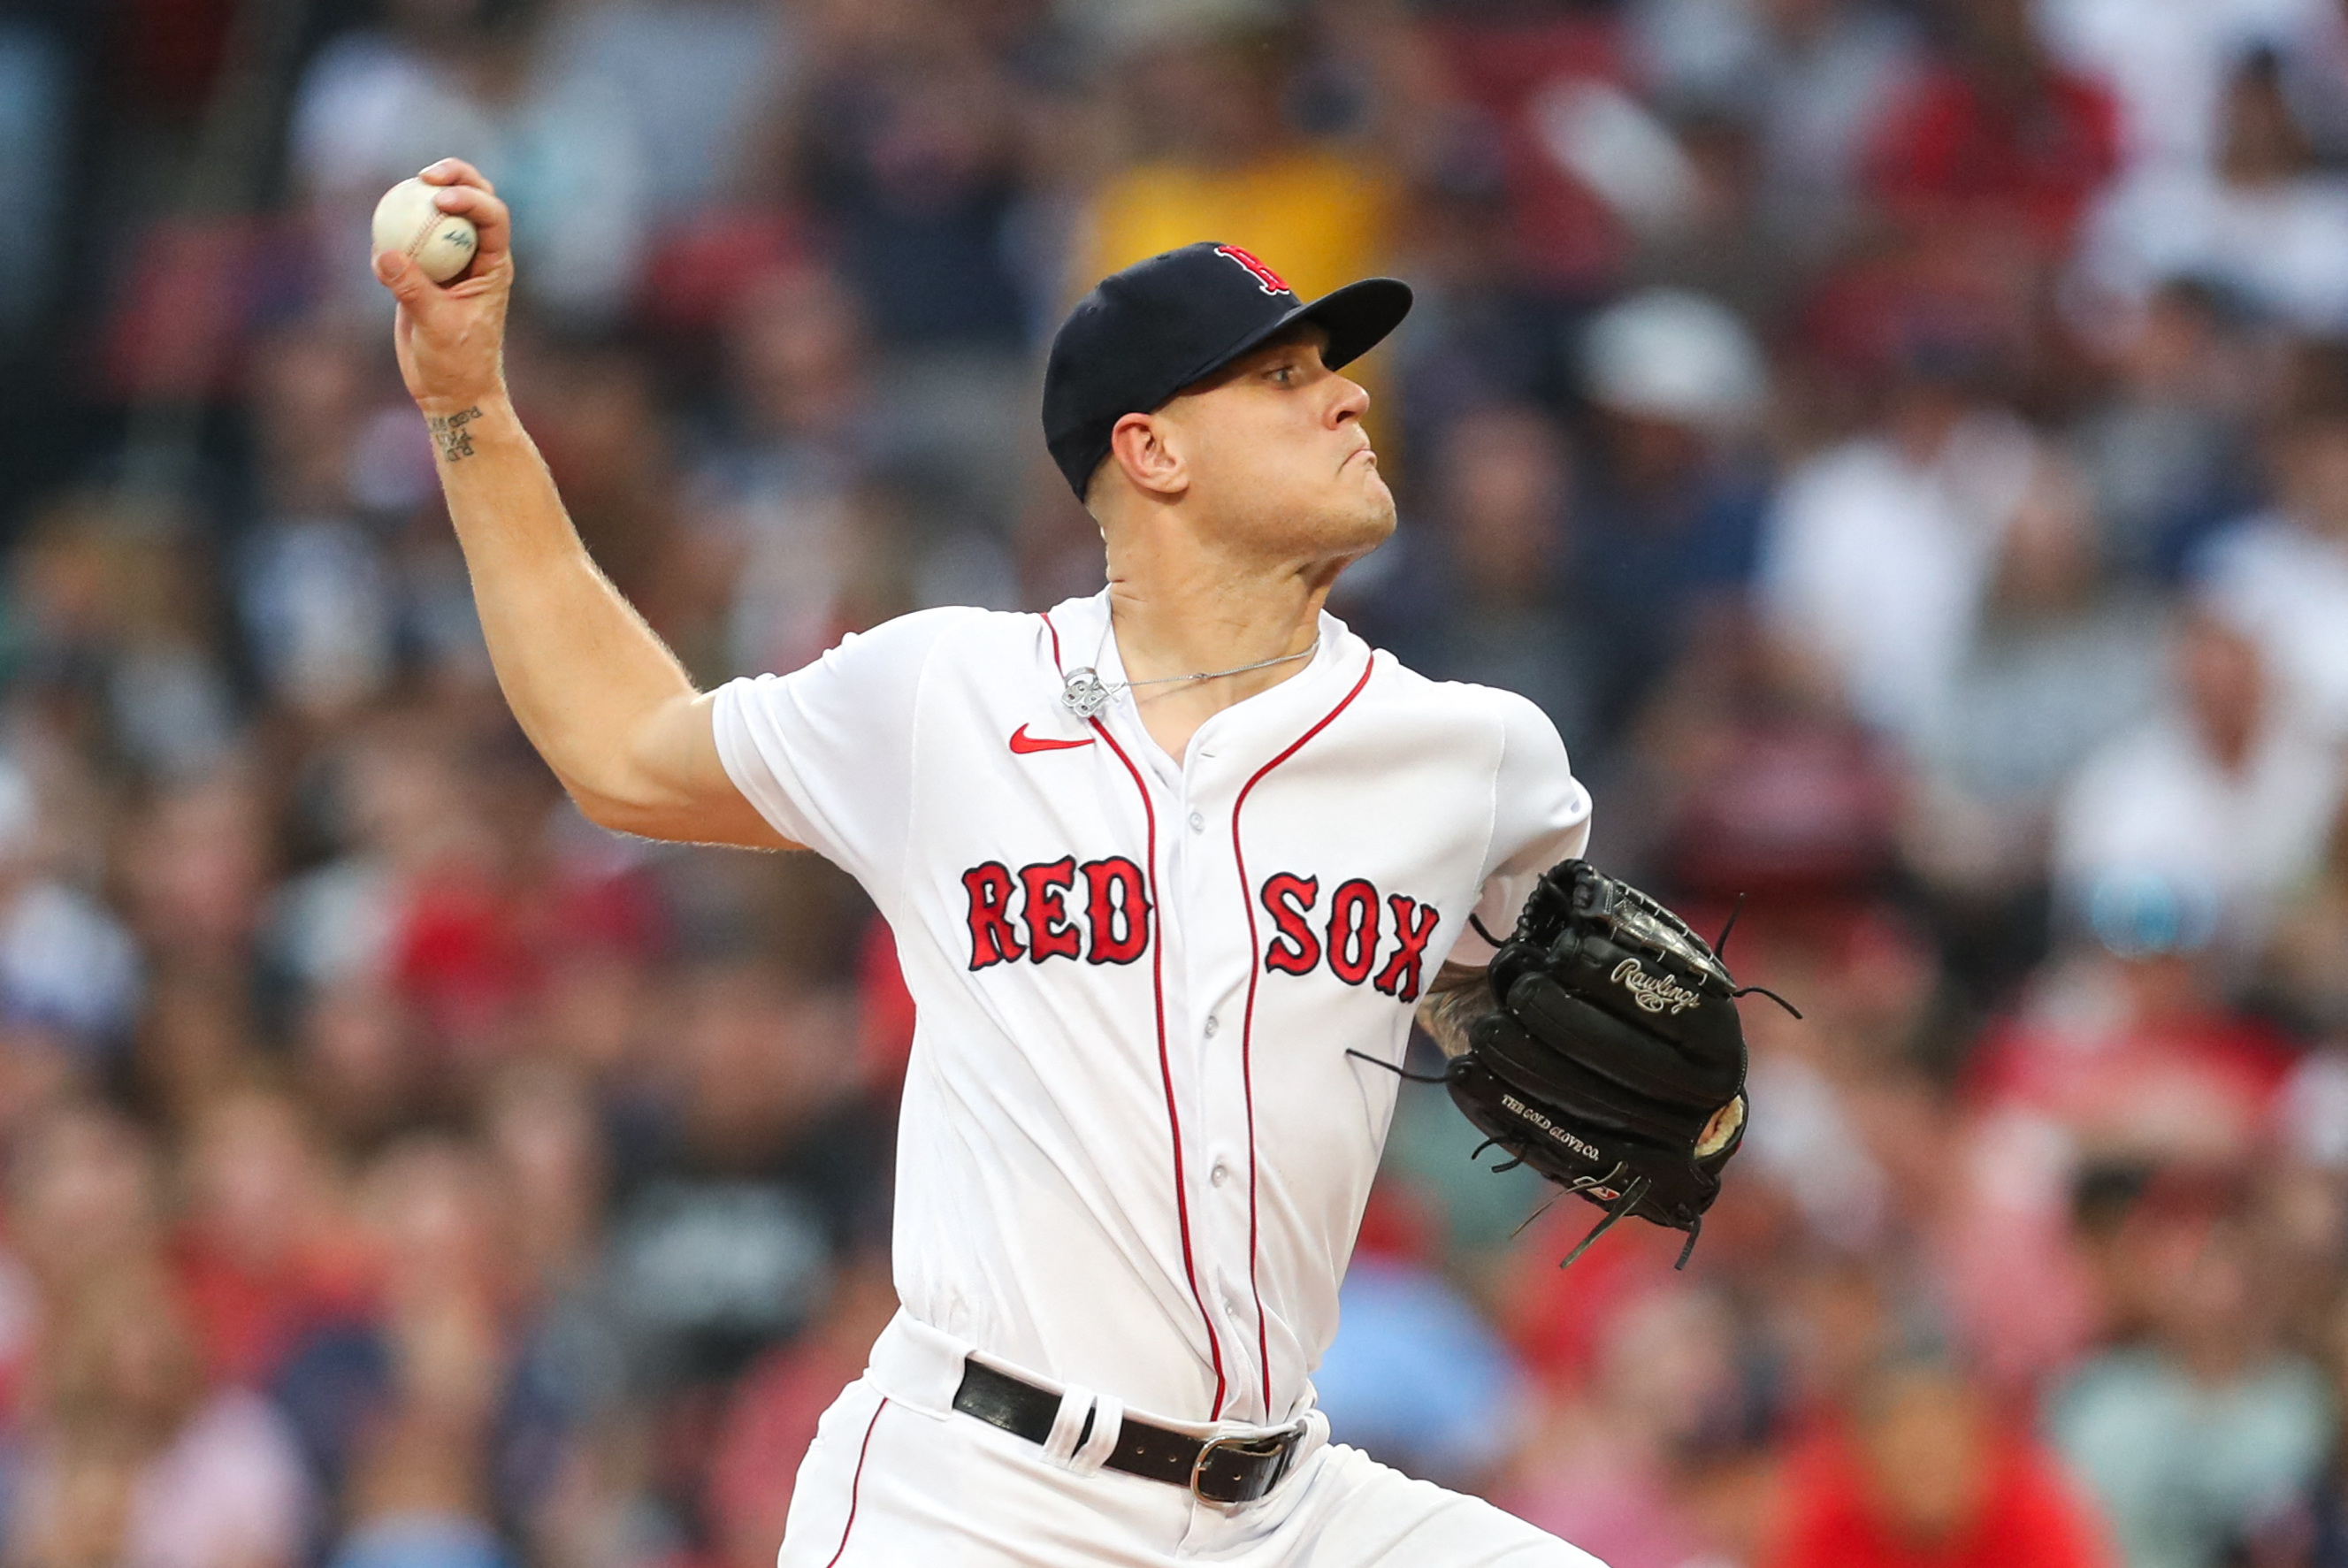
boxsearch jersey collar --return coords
[1044,590,1370,777]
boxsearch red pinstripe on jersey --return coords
[822,1396,889,1566]
[1229,655,1376,1412]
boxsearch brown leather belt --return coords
[951,1357,1305,1504]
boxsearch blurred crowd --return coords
[9,0,2348,1564]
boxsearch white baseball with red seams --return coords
[371,177,478,283]
[713,589,1598,1564]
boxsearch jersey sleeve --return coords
[1453,692,1593,968]
[711,607,983,890]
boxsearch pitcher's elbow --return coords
[566,777,678,840]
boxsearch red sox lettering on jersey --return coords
[710,592,1589,1430]
[960,857,1441,1003]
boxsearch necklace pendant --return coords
[1061,667,1113,721]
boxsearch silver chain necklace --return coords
[1060,626,1318,722]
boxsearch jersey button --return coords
[1188,811,1205,833]
[1203,1015,1220,1038]
[1211,1162,1231,1188]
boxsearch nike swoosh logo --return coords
[1010,724,1094,754]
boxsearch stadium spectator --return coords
[2196,341,2348,738]
[2052,609,2345,956]
[1572,287,1772,739]
[1862,0,2121,252]
[1079,14,1396,304]
[170,1086,365,1392]
[1629,0,1922,247]
[10,1265,314,1568]
[2052,1220,2333,1568]
[1758,346,2038,746]
[2038,0,2315,181]
[1765,1355,2110,1568]
[1506,1286,1749,1568]
[2067,279,2259,580]
[2077,48,2348,334]
[1904,451,2163,975]
[1381,403,1595,752]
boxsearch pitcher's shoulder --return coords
[1363,649,1563,739]
[844,604,1056,666]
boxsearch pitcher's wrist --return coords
[421,394,514,463]
[418,381,507,416]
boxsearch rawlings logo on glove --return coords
[1611,959,1701,1015]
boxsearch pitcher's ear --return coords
[1107,412,1187,501]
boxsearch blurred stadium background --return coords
[7,0,2348,1564]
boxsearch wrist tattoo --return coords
[428,405,484,462]
[1414,966,1495,1059]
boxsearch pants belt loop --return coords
[1043,1385,1094,1465]
[1069,1394,1123,1477]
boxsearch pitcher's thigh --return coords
[775,1380,895,1567]
[1266,1442,1608,1568]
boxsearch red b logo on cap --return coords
[1214,244,1290,295]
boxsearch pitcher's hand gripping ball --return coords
[1447,860,1783,1269]
[372,176,479,283]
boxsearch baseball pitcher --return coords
[375,159,1751,1568]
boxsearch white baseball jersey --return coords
[713,590,1590,1428]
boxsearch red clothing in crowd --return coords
[1866,65,2121,249]
[1763,1426,2111,1568]
[1962,1000,2295,1137]
[1420,14,1633,292]
[172,1235,373,1389]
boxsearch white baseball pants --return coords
[776,1312,1602,1567]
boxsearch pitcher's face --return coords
[1152,328,1396,563]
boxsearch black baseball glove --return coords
[1441,860,1782,1270]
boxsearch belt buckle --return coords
[1188,1424,1302,1504]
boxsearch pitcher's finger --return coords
[374,249,440,315]
[418,157,495,197]
[426,181,511,267]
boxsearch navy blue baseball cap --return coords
[1042,241,1412,501]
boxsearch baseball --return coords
[371,175,478,284]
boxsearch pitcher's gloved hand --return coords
[1443,860,1784,1269]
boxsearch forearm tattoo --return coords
[1414,963,1495,1059]
[428,405,484,462]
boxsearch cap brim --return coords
[1288,277,1413,371]
[1171,276,1414,396]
